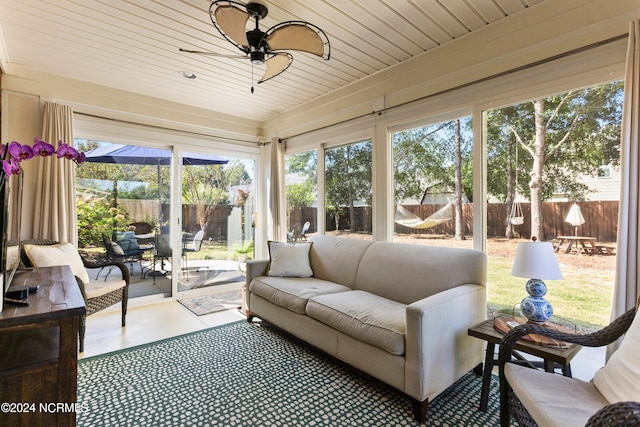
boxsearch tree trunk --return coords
[530,99,546,241]
[505,138,515,238]
[454,119,465,240]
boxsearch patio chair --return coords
[102,233,147,278]
[300,221,311,241]
[499,304,640,427]
[182,229,205,281]
[19,239,130,353]
[146,232,172,284]
[287,223,301,242]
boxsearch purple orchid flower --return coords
[8,141,34,161]
[2,160,12,178]
[2,159,21,178]
[76,152,86,164]
[32,138,55,157]
[57,143,78,160]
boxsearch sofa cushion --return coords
[267,241,313,278]
[306,290,406,355]
[307,235,373,287]
[505,363,608,427]
[354,241,487,304]
[592,308,640,403]
[250,276,351,314]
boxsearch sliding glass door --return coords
[76,139,256,298]
[177,153,255,293]
[76,139,173,298]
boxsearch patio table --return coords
[554,236,598,255]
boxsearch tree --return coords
[182,160,251,229]
[393,118,473,239]
[487,81,623,239]
[285,151,318,226]
[453,119,465,240]
[325,141,372,232]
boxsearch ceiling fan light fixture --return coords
[250,51,265,65]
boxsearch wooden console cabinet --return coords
[0,266,86,427]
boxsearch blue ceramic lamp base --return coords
[520,278,553,324]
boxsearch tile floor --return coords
[80,298,606,382]
[79,298,246,359]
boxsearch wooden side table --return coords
[0,266,86,427]
[468,317,582,412]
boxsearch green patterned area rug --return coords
[78,321,511,426]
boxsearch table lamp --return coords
[511,240,563,324]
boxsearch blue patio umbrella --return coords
[84,143,228,220]
[84,143,228,166]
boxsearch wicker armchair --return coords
[19,239,130,353]
[499,307,639,427]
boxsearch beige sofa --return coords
[244,234,487,423]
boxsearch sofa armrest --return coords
[404,283,487,401]
[245,259,269,288]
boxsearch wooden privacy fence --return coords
[289,201,619,242]
[118,200,239,241]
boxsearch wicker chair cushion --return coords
[85,279,127,299]
[505,363,609,427]
[110,241,125,255]
[593,305,640,403]
[23,242,91,285]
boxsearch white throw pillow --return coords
[592,309,640,403]
[110,241,125,255]
[267,241,313,278]
[23,242,91,285]
[6,245,19,269]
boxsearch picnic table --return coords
[554,236,613,255]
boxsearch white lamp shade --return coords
[511,242,563,280]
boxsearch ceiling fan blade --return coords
[179,48,247,59]
[258,52,293,84]
[265,21,331,60]
[210,1,250,51]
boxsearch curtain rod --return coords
[284,34,628,141]
[74,111,258,145]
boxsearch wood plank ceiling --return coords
[0,0,545,123]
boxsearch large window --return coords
[392,117,473,247]
[285,149,317,242]
[484,81,623,331]
[324,140,372,239]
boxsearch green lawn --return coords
[488,255,614,332]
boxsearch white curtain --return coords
[610,20,640,353]
[269,137,286,242]
[32,102,78,245]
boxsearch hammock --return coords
[394,204,453,229]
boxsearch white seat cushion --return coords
[24,242,91,285]
[85,279,127,299]
[250,276,351,314]
[505,363,609,427]
[306,290,406,355]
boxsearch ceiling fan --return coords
[180,0,331,92]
